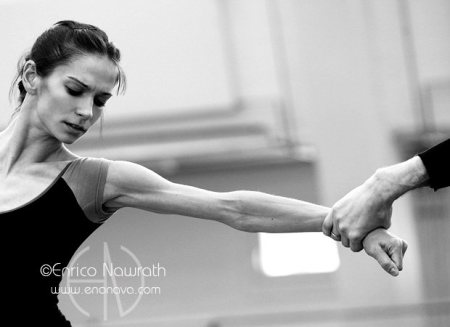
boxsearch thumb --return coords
[368,247,399,277]
[322,210,333,237]
[388,241,404,271]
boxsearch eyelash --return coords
[66,87,107,107]
[66,87,82,96]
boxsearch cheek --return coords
[40,84,70,109]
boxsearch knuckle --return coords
[339,224,349,235]
[393,239,403,249]
[347,231,361,241]
[334,212,344,223]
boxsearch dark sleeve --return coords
[417,139,450,191]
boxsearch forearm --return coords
[368,156,429,203]
[228,191,329,233]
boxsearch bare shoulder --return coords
[57,148,82,162]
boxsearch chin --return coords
[61,139,77,145]
[63,136,82,145]
[58,134,82,145]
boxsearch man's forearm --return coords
[369,156,429,202]
[229,191,329,233]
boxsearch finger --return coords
[369,248,399,276]
[322,211,333,237]
[389,241,404,271]
[330,228,341,241]
[341,234,349,248]
[350,239,363,252]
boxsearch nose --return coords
[75,97,94,119]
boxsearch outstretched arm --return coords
[102,160,406,276]
[102,160,329,232]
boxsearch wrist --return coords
[370,156,428,202]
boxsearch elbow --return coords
[221,191,257,232]
[233,215,259,232]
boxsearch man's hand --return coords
[362,228,408,276]
[322,175,394,252]
[322,156,428,252]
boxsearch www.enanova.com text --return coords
[52,286,161,295]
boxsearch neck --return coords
[0,104,66,175]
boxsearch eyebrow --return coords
[67,76,112,96]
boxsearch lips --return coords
[65,122,86,132]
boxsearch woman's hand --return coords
[362,228,408,276]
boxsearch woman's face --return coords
[33,54,118,144]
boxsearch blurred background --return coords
[0,0,449,326]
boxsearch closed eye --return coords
[66,87,109,107]
[66,87,83,96]
[94,95,111,107]
[94,98,107,107]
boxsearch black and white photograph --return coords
[0,0,449,326]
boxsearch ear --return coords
[22,60,40,95]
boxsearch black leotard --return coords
[1,157,116,325]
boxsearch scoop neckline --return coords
[0,159,78,215]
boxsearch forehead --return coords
[52,55,118,92]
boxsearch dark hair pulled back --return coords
[9,20,126,115]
